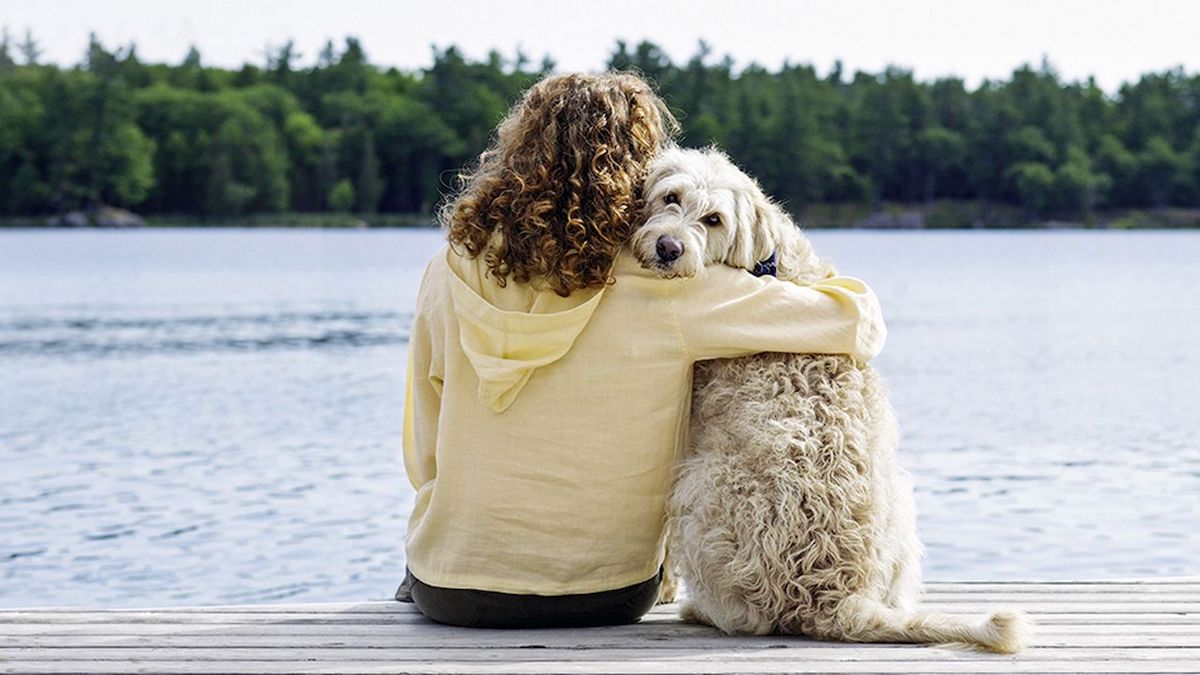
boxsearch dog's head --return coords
[631,146,831,282]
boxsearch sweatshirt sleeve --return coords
[670,264,886,363]
[402,262,445,492]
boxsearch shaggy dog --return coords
[633,146,1030,653]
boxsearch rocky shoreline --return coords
[43,206,145,228]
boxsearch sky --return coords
[3,0,1199,92]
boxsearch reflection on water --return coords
[1,228,1198,608]
[0,310,409,356]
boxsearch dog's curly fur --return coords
[636,146,1031,653]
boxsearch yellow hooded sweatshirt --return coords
[403,245,886,596]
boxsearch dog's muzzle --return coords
[656,235,684,263]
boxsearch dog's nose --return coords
[656,235,684,263]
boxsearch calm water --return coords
[1,228,1198,608]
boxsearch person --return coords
[398,72,886,628]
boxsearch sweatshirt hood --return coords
[444,249,605,413]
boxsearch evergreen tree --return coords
[357,135,382,213]
[0,28,15,72]
[18,29,42,65]
[328,178,354,212]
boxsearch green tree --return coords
[1006,126,1056,165]
[1186,128,1200,206]
[1138,136,1187,207]
[282,110,325,211]
[371,92,462,212]
[19,29,42,65]
[1007,162,1055,216]
[105,123,156,205]
[356,134,382,213]
[0,28,16,72]
[74,34,154,209]
[0,68,47,213]
[917,126,968,201]
[1053,147,1111,216]
[328,178,354,212]
[846,68,923,203]
[1095,135,1140,206]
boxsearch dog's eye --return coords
[703,213,722,227]
[664,193,679,205]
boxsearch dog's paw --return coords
[679,601,711,626]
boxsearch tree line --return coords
[2,32,1199,223]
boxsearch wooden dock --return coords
[1,581,1197,673]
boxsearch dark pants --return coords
[395,568,662,629]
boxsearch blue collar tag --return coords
[751,252,777,278]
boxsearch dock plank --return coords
[1,581,1198,674]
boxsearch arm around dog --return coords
[670,264,886,362]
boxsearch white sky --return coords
[3,0,1198,92]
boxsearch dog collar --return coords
[751,252,777,278]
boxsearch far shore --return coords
[3,202,1200,230]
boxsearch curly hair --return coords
[442,72,679,297]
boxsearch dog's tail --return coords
[835,595,1032,653]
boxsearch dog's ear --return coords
[729,188,788,271]
[737,188,835,283]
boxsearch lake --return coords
[1,228,1198,608]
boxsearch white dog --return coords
[633,146,1030,653]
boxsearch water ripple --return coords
[0,310,412,356]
